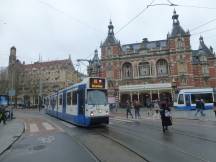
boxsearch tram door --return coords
[185,94,191,106]
[78,88,85,116]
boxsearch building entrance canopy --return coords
[118,83,173,107]
[119,83,172,92]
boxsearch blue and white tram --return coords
[174,88,216,110]
[44,77,109,127]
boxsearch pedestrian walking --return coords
[0,106,7,125]
[133,99,141,119]
[146,98,152,116]
[153,100,160,119]
[126,99,133,119]
[213,102,216,117]
[160,101,172,133]
[194,98,205,117]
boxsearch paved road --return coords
[107,117,216,162]
[0,111,96,162]
[1,109,216,162]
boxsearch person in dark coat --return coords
[0,106,7,125]
[160,102,172,132]
[126,99,133,119]
[133,99,141,119]
[195,98,205,116]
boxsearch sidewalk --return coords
[0,119,24,155]
[110,107,216,121]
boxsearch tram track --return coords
[105,124,211,162]
[56,119,148,162]
[96,130,150,162]
[46,114,214,162]
[71,128,149,162]
[110,117,216,144]
[128,119,216,144]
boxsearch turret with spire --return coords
[198,36,214,56]
[101,20,120,47]
[168,9,190,38]
[9,46,17,65]
[167,9,191,50]
[100,20,122,60]
[87,49,101,77]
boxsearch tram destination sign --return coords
[89,78,105,89]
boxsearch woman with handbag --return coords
[160,101,172,133]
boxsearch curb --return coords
[0,120,25,156]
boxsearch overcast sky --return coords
[0,0,216,74]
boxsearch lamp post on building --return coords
[171,78,177,104]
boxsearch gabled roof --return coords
[23,58,74,70]
[121,39,167,53]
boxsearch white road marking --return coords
[42,122,55,130]
[30,123,39,133]
[38,136,55,144]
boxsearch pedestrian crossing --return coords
[25,121,62,134]
[42,122,55,130]
[29,123,39,133]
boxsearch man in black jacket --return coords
[0,106,7,124]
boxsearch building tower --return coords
[87,49,101,77]
[167,9,193,88]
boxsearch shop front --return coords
[119,83,172,107]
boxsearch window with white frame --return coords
[156,59,168,76]
[122,62,133,79]
[139,62,150,77]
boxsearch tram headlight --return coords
[90,111,94,116]
[106,110,109,115]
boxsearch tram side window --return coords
[59,95,63,105]
[178,94,184,104]
[191,93,213,103]
[67,92,72,105]
[72,91,77,105]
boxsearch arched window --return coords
[139,62,150,77]
[156,59,168,76]
[122,62,133,79]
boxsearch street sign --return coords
[8,89,16,96]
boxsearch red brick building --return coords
[90,10,216,106]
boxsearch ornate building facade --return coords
[7,46,79,107]
[91,10,216,106]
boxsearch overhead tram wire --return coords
[146,0,216,10]
[191,27,216,36]
[38,0,104,38]
[141,0,216,37]
[115,0,156,35]
[190,18,216,32]
[38,0,104,62]
[176,4,216,10]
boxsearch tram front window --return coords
[87,90,107,105]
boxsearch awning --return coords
[119,83,172,92]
